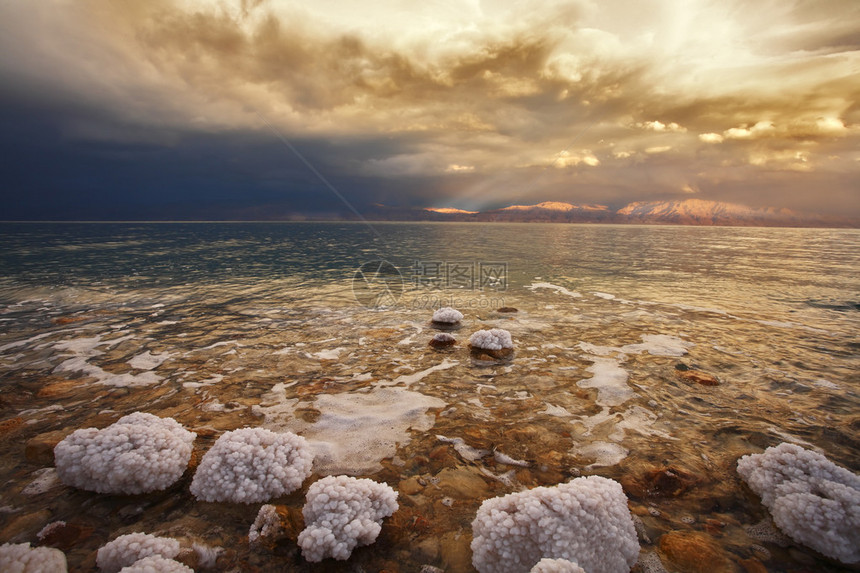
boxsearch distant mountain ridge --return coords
[395,199,851,227]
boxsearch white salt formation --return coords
[298,475,399,562]
[468,328,513,350]
[97,533,180,573]
[54,412,196,495]
[530,558,586,573]
[432,307,463,324]
[190,427,313,503]
[0,542,68,573]
[471,476,639,573]
[248,504,283,545]
[737,442,860,564]
[118,556,193,573]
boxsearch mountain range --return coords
[363,199,853,227]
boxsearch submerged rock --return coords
[658,531,737,573]
[677,369,720,386]
[621,465,700,498]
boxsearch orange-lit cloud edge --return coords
[1,0,858,218]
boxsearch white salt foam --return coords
[526,282,582,298]
[128,351,171,370]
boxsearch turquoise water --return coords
[0,222,858,571]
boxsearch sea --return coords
[0,222,857,572]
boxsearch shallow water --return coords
[0,222,858,572]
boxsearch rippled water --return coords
[0,222,858,572]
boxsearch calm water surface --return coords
[0,222,858,572]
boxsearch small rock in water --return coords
[496,307,519,313]
[677,369,720,386]
[621,465,700,498]
[429,333,456,350]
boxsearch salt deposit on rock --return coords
[249,504,284,546]
[118,556,193,573]
[469,329,513,351]
[737,442,860,564]
[429,332,456,349]
[471,476,639,573]
[54,412,196,495]
[530,558,586,573]
[0,542,68,572]
[190,427,313,503]
[432,307,463,324]
[97,533,180,573]
[298,475,399,562]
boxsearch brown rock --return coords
[25,430,70,465]
[37,521,93,551]
[496,307,518,313]
[439,532,473,572]
[469,345,513,361]
[0,509,53,542]
[0,416,24,437]
[37,380,83,399]
[621,465,700,498]
[659,531,738,573]
[429,334,456,349]
[435,467,490,499]
[677,370,720,386]
[399,476,425,496]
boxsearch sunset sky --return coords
[1,0,858,220]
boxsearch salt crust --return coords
[432,307,463,323]
[469,329,513,350]
[54,412,196,494]
[97,533,180,573]
[471,476,639,573]
[0,542,68,573]
[530,558,586,573]
[117,555,193,573]
[298,475,399,562]
[737,442,860,564]
[190,427,313,503]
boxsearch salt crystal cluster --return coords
[248,504,284,545]
[117,555,192,573]
[432,307,463,324]
[96,533,180,573]
[737,442,860,564]
[190,427,313,503]
[469,328,513,350]
[531,558,586,573]
[298,475,399,562]
[54,412,196,495]
[0,542,67,572]
[471,476,639,573]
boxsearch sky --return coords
[0,0,858,220]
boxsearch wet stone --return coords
[399,476,425,496]
[37,521,94,551]
[621,465,700,498]
[658,531,739,573]
[0,509,53,542]
[25,430,69,465]
[677,369,720,386]
[434,467,490,499]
